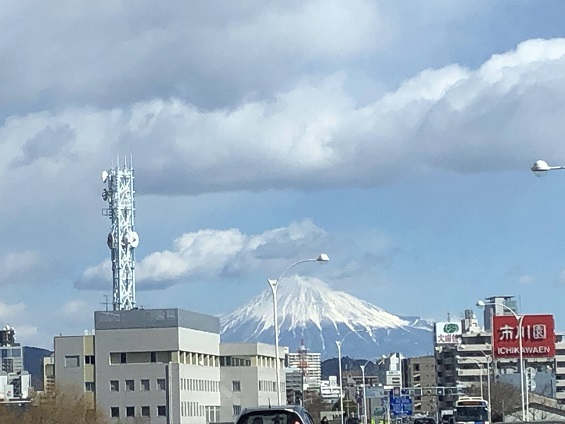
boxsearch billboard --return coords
[435,321,462,344]
[492,314,555,359]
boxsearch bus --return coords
[454,397,489,424]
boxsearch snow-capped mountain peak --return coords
[220,276,434,359]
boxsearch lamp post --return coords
[477,300,525,421]
[531,159,565,175]
[336,341,344,424]
[361,364,368,424]
[335,329,372,424]
[268,254,329,406]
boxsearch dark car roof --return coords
[237,405,313,424]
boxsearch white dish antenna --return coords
[101,170,109,183]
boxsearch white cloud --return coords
[0,250,52,286]
[519,274,534,285]
[75,219,329,290]
[2,38,565,203]
[0,301,26,318]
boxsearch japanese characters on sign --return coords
[492,314,555,359]
[435,321,462,344]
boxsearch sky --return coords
[4,1,565,349]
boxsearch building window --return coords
[141,379,150,391]
[233,405,241,416]
[126,406,134,417]
[151,352,157,363]
[157,378,166,390]
[413,364,420,371]
[85,382,95,392]
[141,406,150,417]
[111,407,119,418]
[64,355,79,368]
[120,352,127,364]
[85,355,95,365]
[232,380,241,392]
[125,380,134,392]
[158,405,167,417]
[110,380,119,392]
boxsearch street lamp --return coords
[335,329,372,424]
[336,341,344,424]
[360,356,384,424]
[476,299,525,421]
[531,159,565,175]
[268,254,329,406]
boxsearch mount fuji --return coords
[220,276,434,360]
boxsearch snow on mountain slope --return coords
[220,276,434,359]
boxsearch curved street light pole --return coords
[336,341,344,424]
[335,329,372,424]
[477,300,525,421]
[268,254,329,406]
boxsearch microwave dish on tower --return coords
[101,157,139,310]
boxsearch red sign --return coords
[492,314,555,359]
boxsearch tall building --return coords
[435,298,565,414]
[482,295,517,332]
[287,341,321,389]
[405,356,436,416]
[219,342,285,421]
[0,325,31,403]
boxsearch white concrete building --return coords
[55,308,222,424]
[219,342,285,421]
[94,309,221,424]
[287,348,322,389]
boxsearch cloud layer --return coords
[76,220,329,290]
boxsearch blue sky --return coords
[3,1,565,349]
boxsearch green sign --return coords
[443,323,459,333]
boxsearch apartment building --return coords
[287,341,322,389]
[435,296,565,413]
[404,356,436,416]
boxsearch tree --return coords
[0,386,107,424]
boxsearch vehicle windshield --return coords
[238,411,301,424]
[455,406,488,422]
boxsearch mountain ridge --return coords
[220,276,434,359]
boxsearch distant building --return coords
[435,297,565,413]
[404,356,436,416]
[0,325,31,403]
[287,340,322,389]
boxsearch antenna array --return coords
[101,158,139,310]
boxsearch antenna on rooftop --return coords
[101,157,139,311]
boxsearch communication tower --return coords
[101,158,139,310]
[297,339,309,378]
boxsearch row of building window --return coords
[108,350,220,366]
[258,380,276,392]
[110,378,166,392]
[110,405,166,419]
[180,378,219,392]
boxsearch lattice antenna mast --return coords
[101,158,139,310]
